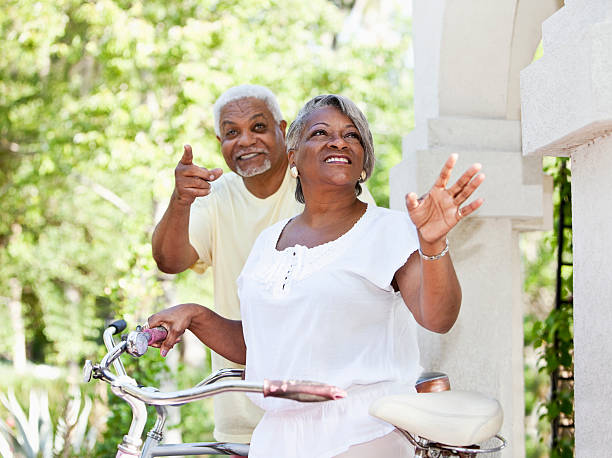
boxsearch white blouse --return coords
[237,205,422,458]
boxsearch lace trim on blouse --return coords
[250,205,372,297]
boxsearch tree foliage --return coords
[1,0,411,363]
[1,0,412,451]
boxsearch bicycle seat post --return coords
[395,429,430,458]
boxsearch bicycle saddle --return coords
[369,390,503,446]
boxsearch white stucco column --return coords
[392,1,560,455]
[521,1,612,455]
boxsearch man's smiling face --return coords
[217,97,287,178]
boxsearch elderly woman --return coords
[149,94,484,457]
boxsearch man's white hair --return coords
[213,84,284,136]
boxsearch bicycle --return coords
[84,320,507,457]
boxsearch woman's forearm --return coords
[188,304,246,364]
[416,252,461,333]
[396,241,462,334]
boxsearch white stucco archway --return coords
[392,1,563,455]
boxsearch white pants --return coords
[335,429,414,457]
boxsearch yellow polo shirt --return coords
[189,166,375,443]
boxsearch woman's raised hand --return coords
[406,154,484,244]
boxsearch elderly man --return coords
[150,85,374,444]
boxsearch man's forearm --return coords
[152,193,198,273]
[188,305,246,365]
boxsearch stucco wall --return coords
[571,135,612,455]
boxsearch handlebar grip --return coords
[109,319,127,335]
[144,326,168,345]
[263,380,347,402]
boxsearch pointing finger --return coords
[180,145,193,165]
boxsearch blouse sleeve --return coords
[353,209,419,291]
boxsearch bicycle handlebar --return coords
[97,360,346,405]
[88,322,346,405]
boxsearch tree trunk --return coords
[8,277,26,372]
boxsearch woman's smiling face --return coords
[290,106,365,191]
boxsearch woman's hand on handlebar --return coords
[149,304,246,364]
[148,304,199,357]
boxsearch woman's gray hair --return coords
[286,94,375,203]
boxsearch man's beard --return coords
[235,157,272,178]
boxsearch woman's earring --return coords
[360,170,367,182]
[290,165,299,178]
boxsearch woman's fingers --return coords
[160,334,175,357]
[148,312,183,356]
[457,197,485,220]
[447,162,482,198]
[408,155,484,230]
[453,172,485,206]
[160,342,172,357]
[433,154,458,189]
[157,326,181,357]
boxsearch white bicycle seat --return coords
[369,390,503,446]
